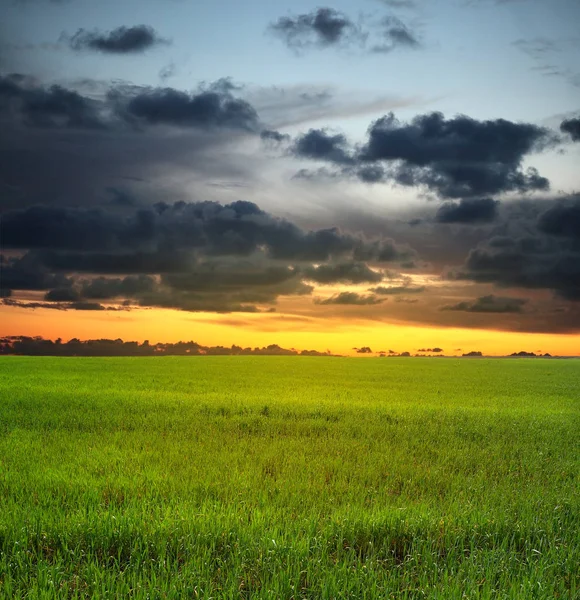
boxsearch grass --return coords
[0,356,578,599]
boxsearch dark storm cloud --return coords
[442,295,528,313]
[314,292,384,305]
[560,117,580,141]
[66,25,169,54]
[269,8,362,50]
[1,201,414,267]
[0,73,106,129]
[435,198,499,224]
[0,74,259,132]
[359,112,553,197]
[161,263,304,293]
[1,253,72,291]
[454,196,580,301]
[114,87,259,131]
[291,111,555,198]
[460,244,580,301]
[1,200,417,312]
[292,129,354,165]
[44,287,80,301]
[80,275,157,299]
[304,262,383,284]
[39,250,193,275]
[537,199,580,240]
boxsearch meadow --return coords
[0,356,578,599]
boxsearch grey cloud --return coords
[359,112,553,197]
[304,262,383,284]
[113,87,259,131]
[268,7,419,55]
[0,73,107,129]
[0,253,72,291]
[292,129,354,165]
[2,298,124,311]
[66,25,169,54]
[314,292,384,305]
[436,198,499,224]
[1,199,419,312]
[0,74,259,132]
[290,111,555,198]
[80,275,157,299]
[371,17,420,53]
[44,287,80,302]
[370,284,425,294]
[260,129,291,144]
[442,295,528,313]
[560,117,580,141]
[269,8,363,50]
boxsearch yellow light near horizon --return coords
[1,304,579,357]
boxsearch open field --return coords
[0,357,578,599]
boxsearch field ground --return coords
[0,357,578,599]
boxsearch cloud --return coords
[436,198,499,224]
[560,117,580,142]
[1,199,417,312]
[442,294,528,313]
[268,7,419,55]
[0,74,260,132]
[113,86,259,131]
[376,0,418,9]
[66,25,169,54]
[260,129,291,144]
[44,287,80,302]
[304,262,383,284]
[0,73,107,129]
[371,17,420,53]
[290,111,555,198]
[2,298,123,311]
[314,291,384,305]
[537,198,580,239]
[1,202,414,268]
[359,112,553,197]
[80,275,157,299]
[370,284,425,294]
[0,253,72,290]
[292,129,354,165]
[268,8,363,50]
[455,196,580,301]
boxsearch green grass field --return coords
[0,357,578,599]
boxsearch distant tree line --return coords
[0,336,334,357]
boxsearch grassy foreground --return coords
[0,357,578,599]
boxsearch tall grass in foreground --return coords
[0,357,578,599]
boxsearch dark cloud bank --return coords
[1,67,579,334]
[0,200,412,313]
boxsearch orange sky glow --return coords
[3,304,579,357]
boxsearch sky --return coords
[0,0,579,356]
